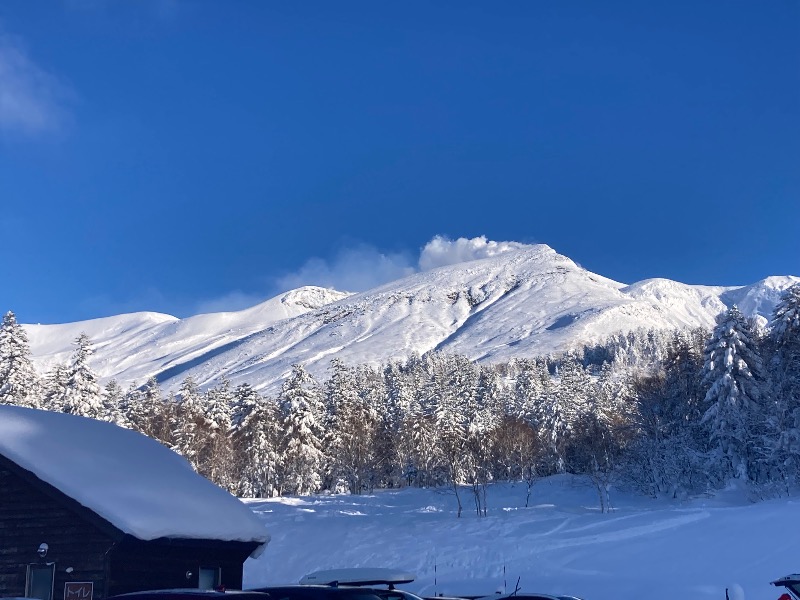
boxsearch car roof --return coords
[475,594,561,600]
[248,586,385,599]
[774,575,800,586]
[107,591,271,600]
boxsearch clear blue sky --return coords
[1,1,798,324]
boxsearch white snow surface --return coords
[242,476,798,600]
[0,405,269,551]
[23,245,799,394]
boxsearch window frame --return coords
[25,562,55,600]
[198,566,221,590]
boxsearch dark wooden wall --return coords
[0,455,262,599]
[108,537,257,594]
[0,460,116,600]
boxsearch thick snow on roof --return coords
[0,405,269,552]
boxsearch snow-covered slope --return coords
[24,244,799,393]
[242,476,799,600]
[25,286,351,386]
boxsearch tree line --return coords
[1,285,798,514]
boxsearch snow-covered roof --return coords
[0,405,269,555]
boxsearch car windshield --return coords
[786,583,800,596]
[375,592,423,600]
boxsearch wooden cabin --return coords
[0,405,270,600]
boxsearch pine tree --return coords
[662,329,708,430]
[465,365,502,516]
[58,334,103,418]
[532,354,580,473]
[102,379,130,427]
[173,376,208,470]
[324,359,379,494]
[767,285,800,490]
[397,354,440,487]
[427,353,477,515]
[701,306,767,483]
[198,377,236,490]
[0,311,41,407]
[355,364,388,490]
[276,364,325,495]
[234,393,282,498]
[384,360,419,486]
[567,362,631,512]
[513,358,543,421]
[231,382,261,430]
[42,363,69,412]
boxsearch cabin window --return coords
[25,563,55,600]
[198,567,221,589]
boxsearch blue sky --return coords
[1,1,798,324]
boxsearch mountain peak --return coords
[24,244,798,394]
[278,286,352,310]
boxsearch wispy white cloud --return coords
[0,32,73,135]
[418,235,531,271]
[276,244,416,293]
[273,236,532,296]
[78,236,534,319]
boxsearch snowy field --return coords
[243,475,799,600]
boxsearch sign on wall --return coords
[64,582,93,600]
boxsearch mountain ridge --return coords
[22,244,799,394]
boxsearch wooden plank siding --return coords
[0,454,261,599]
[108,537,255,594]
[0,460,117,599]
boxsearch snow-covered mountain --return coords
[24,244,799,394]
[25,286,351,389]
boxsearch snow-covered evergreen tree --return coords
[276,364,325,495]
[102,379,131,427]
[0,311,41,407]
[324,359,379,494]
[231,382,261,430]
[58,334,103,418]
[42,363,68,412]
[426,353,477,515]
[173,376,207,470]
[566,362,631,511]
[465,364,503,515]
[201,377,236,490]
[235,391,282,498]
[232,384,280,497]
[766,284,800,490]
[385,359,425,486]
[532,354,580,473]
[701,306,767,483]
[513,358,543,421]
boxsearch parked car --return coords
[251,568,424,600]
[772,573,800,599]
[247,585,385,600]
[476,592,584,600]
[107,590,273,600]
